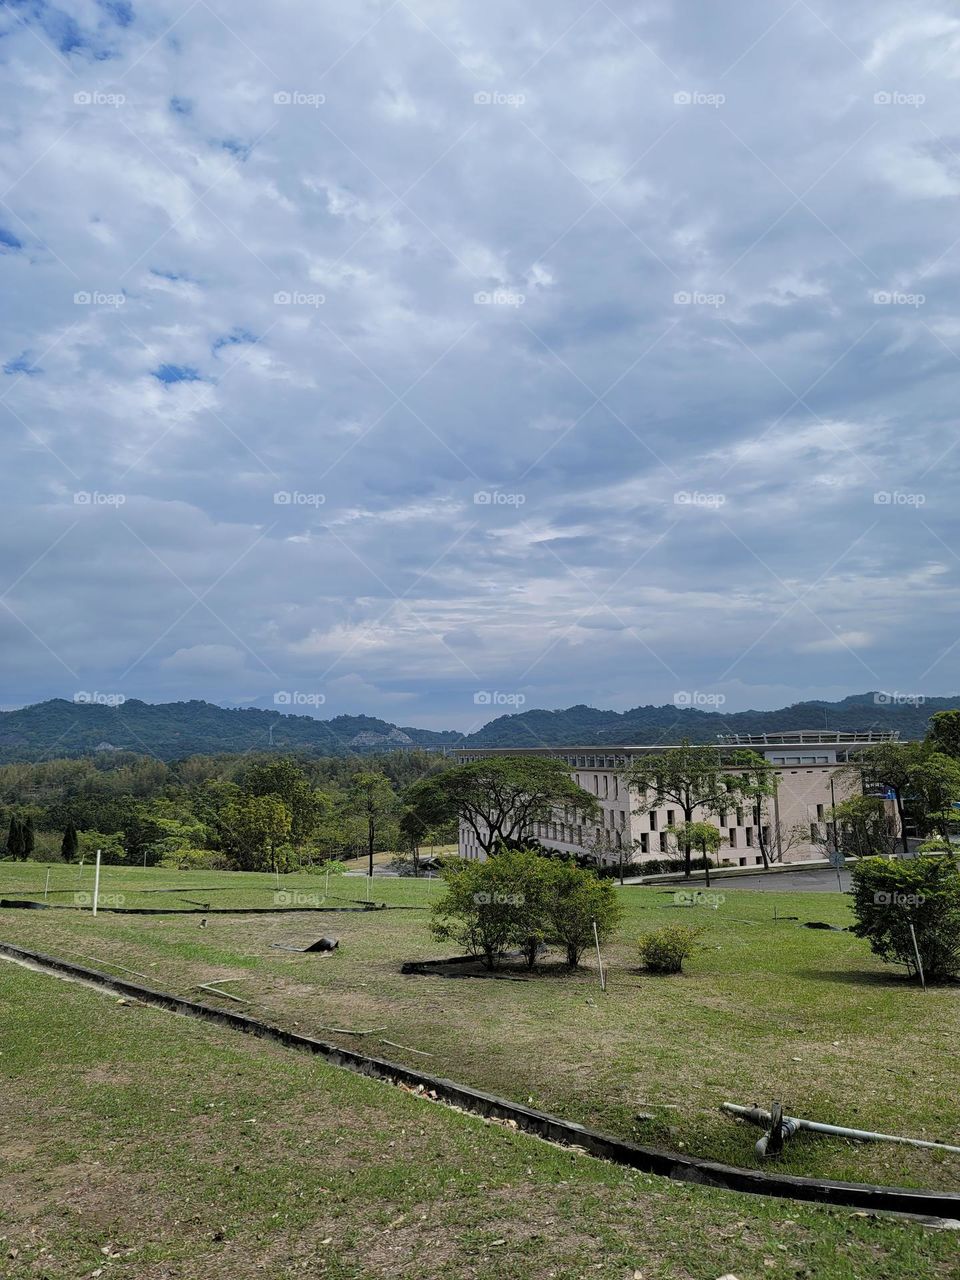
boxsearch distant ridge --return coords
[0,693,955,764]
[457,693,960,749]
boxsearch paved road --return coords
[634,867,851,893]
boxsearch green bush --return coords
[918,839,953,854]
[159,847,230,871]
[637,925,703,974]
[850,856,960,982]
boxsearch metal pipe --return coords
[722,1102,960,1154]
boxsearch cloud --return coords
[1,1,960,729]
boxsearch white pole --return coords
[366,875,371,902]
[325,866,329,895]
[275,867,280,891]
[92,850,101,918]
[592,919,606,992]
[44,868,50,901]
[908,921,926,990]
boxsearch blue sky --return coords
[2,0,960,730]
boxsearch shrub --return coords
[543,860,623,966]
[918,839,953,854]
[850,856,960,982]
[637,925,703,974]
[159,847,230,871]
[431,849,551,970]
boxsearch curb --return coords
[1,940,957,1220]
[0,899,389,915]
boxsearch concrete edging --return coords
[1,940,957,1220]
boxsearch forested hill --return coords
[457,694,960,749]
[0,699,462,763]
[1,692,957,764]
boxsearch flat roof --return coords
[452,730,897,755]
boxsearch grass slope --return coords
[1,963,958,1279]
[1,862,958,1193]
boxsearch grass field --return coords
[3,962,960,1280]
[1,861,959,1201]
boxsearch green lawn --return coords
[1,861,958,1195]
[1,962,958,1280]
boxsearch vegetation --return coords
[430,850,622,970]
[6,965,958,1280]
[850,855,960,982]
[845,740,960,852]
[0,749,456,871]
[624,741,733,877]
[405,756,600,856]
[637,924,704,974]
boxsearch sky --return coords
[2,0,960,732]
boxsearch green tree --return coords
[624,741,728,878]
[926,710,960,761]
[543,859,623,967]
[729,750,780,868]
[348,771,397,876]
[242,759,326,853]
[22,814,35,860]
[850,856,960,982]
[667,820,723,887]
[827,795,896,859]
[405,757,600,856]
[222,794,292,871]
[431,849,549,970]
[5,814,25,860]
[60,821,79,863]
[847,742,960,850]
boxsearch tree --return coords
[624,742,728,878]
[431,849,550,970]
[729,750,780,868]
[926,710,960,761]
[826,796,897,859]
[5,814,25,860]
[347,771,397,876]
[405,757,600,857]
[667,821,723,887]
[22,814,35,860]
[241,759,326,853]
[543,859,623,967]
[850,856,960,982]
[221,794,292,871]
[846,742,960,851]
[60,821,79,863]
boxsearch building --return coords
[452,730,899,869]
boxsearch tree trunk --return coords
[367,816,375,877]
[894,791,909,856]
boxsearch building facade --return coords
[453,731,898,869]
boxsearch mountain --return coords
[457,694,960,749]
[0,699,462,764]
[0,693,957,765]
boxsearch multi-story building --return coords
[453,730,899,869]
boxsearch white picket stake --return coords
[592,919,606,992]
[44,868,50,902]
[92,850,102,918]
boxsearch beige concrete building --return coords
[453,731,898,869]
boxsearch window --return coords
[810,822,819,841]
[745,827,753,847]
[649,811,657,830]
[666,809,676,826]
[816,803,824,820]
[729,829,737,848]
[735,807,744,826]
[619,810,626,827]
[640,832,649,854]
[593,775,599,795]
[719,809,727,826]
[739,857,746,867]
[762,825,772,847]
[603,775,609,798]
[615,831,622,849]
[659,832,668,853]
[613,776,619,799]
